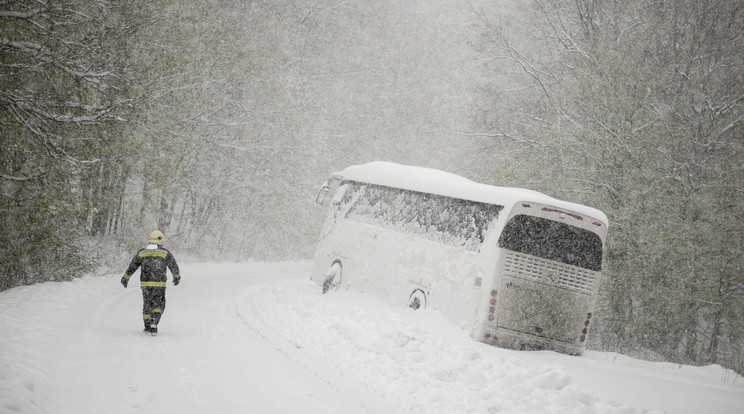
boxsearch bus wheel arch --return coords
[322,260,343,294]
[408,289,427,310]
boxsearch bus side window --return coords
[341,182,502,252]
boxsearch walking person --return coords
[121,230,181,336]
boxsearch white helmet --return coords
[148,230,165,245]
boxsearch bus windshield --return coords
[497,215,603,271]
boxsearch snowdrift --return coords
[1,261,742,413]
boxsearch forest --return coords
[1,0,742,374]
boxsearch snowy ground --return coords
[1,261,742,414]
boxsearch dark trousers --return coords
[141,287,166,328]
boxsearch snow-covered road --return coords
[1,262,742,413]
[0,262,389,414]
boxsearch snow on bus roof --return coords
[332,161,608,225]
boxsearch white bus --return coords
[310,161,608,355]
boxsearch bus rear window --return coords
[498,215,603,271]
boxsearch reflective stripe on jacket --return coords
[123,244,180,286]
[141,281,167,287]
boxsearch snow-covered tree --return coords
[0,0,140,288]
[472,0,744,372]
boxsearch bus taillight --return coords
[580,313,593,342]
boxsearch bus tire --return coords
[408,289,427,310]
[321,261,342,294]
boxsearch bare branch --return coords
[1,172,47,182]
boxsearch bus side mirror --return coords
[315,182,331,204]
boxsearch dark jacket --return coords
[123,244,180,287]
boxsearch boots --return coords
[143,321,158,336]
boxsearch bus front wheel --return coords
[408,289,427,310]
[322,261,342,294]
